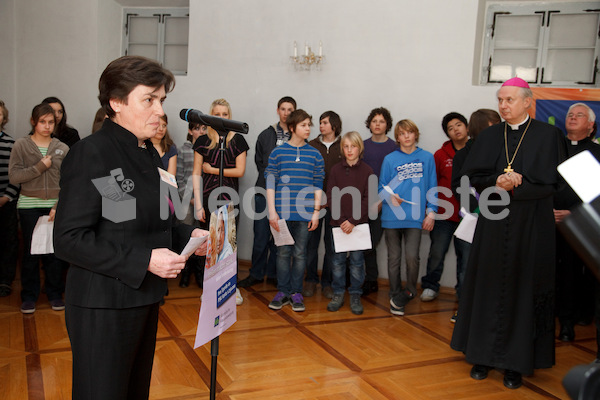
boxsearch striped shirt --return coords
[265,142,324,221]
[17,146,57,209]
[0,131,19,201]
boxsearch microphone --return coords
[179,108,249,134]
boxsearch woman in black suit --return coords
[54,56,208,400]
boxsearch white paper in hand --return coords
[180,235,208,258]
[31,216,54,254]
[454,209,478,244]
[332,223,372,252]
[270,219,295,246]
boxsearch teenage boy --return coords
[238,97,296,288]
[326,131,374,315]
[362,107,397,295]
[420,112,470,305]
[266,109,324,312]
[304,111,343,298]
[380,119,437,316]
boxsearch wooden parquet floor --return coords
[1,266,597,399]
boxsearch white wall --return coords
[1,0,506,289]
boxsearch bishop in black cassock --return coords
[450,77,567,389]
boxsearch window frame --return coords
[122,7,189,76]
[480,2,600,87]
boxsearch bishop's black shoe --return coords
[470,364,491,380]
[503,370,522,389]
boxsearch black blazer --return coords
[54,119,194,308]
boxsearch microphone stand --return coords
[209,128,228,400]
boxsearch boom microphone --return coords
[179,108,249,134]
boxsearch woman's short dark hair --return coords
[30,103,56,133]
[98,56,175,118]
[365,107,393,133]
[320,111,342,137]
[468,108,501,140]
[287,109,313,133]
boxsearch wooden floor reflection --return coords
[1,266,596,399]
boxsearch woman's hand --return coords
[41,155,52,168]
[148,248,187,279]
[202,162,214,175]
[48,208,56,222]
[196,207,206,223]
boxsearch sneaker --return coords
[327,293,344,312]
[21,301,36,314]
[50,299,65,311]
[390,298,404,316]
[392,289,415,308]
[237,275,262,288]
[350,294,363,315]
[235,288,243,306]
[450,311,458,323]
[268,292,290,310]
[303,281,317,297]
[290,293,305,312]
[420,288,438,302]
[322,286,334,299]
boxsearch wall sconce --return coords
[290,41,324,71]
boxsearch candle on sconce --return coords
[305,42,308,56]
[294,41,297,58]
[319,41,322,57]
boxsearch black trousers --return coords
[0,200,18,285]
[66,302,160,400]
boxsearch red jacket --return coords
[434,141,460,222]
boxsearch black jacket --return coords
[54,119,194,308]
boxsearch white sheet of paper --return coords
[453,210,478,244]
[557,150,600,203]
[180,235,208,258]
[332,223,372,252]
[270,219,295,246]
[31,216,54,254]
[383,185,416,205]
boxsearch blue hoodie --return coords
[379,147,438,229]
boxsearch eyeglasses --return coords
[567,112,588,119]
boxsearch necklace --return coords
[503,118,531,173]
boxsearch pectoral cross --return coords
[504,165,514,173]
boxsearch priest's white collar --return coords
[507,115,530,130]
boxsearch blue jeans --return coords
[332,250,365,295]
[305,211,333,287]
[276,220,310,295]
[19,208,64,302]
[249,194,277,280]
[385,228,422,297]
[421,219,470,298]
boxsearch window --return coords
[480,2,600,87]
[123,8,189,75]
